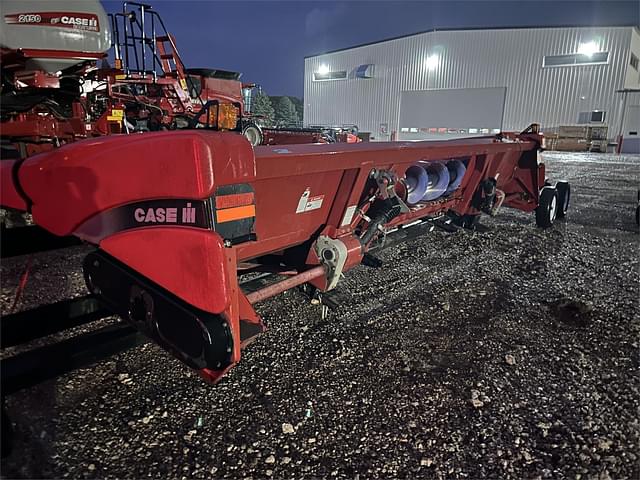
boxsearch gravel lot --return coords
[1,152,639,479]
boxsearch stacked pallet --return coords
[545,125,589,152]
[544,125,609,152]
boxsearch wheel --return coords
[555,181,571,219]
[536,186,558,228]
[242,123,263,147]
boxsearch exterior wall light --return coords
[578,41,599,57]
[425,54,439,70]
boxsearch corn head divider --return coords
[1,125,549,384]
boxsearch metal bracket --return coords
[315,236,348,291]
[372,169,410,214]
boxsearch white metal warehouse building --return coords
[304,26,640,152]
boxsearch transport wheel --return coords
[242,123,263,147]
[555,181,571,219]
[536,186,558,228]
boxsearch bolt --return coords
[93,260,100,268]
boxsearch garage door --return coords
[398,87,506,141]
[621,104,639,154]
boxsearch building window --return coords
[631,53,639,71]
[313,70,347,81]
[543,52,609,67]
[356,64,375,78]
[577,110,606,124]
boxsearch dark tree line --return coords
[250,90,302,128]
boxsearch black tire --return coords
[242,123,263,147]
[555,180,571,218]
[536,186,558,228]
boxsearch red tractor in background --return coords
[0,0,354,162]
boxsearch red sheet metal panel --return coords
[14,131,255,236]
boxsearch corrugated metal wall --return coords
[304,26,639,141]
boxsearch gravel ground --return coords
[1,152,639,479]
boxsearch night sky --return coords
[102,0,639,98]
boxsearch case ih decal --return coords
[73,199,214,243]
[4,12,100,32]
[134,203,199,224]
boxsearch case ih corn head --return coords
[1,124,570,384]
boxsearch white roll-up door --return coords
[398,87,507,140]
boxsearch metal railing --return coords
[108,2,187,81]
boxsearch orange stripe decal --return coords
[215,192,255,209]
[216,205,256,223]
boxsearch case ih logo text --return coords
[59,15,98,29]
[134,204,197,224]
[4,12,100,32]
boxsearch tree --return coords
[289,97,304,124]
[274,96,300,127]
[251,90,275,127]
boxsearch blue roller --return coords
[421,162,450,201]
[445,159,467,195]
[404,164,429,205]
